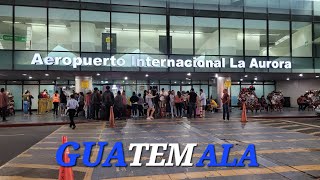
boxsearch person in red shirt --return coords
[221,89,230,121]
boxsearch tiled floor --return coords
[0,115,319,180]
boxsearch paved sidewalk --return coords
[0,117,319,179]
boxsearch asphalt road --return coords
[0,126,61,166]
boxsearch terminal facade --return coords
[0,0,320,110]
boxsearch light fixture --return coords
[57,77,60,80]
[237,82,240,84]
[2,21,21,24]
[187,73,191,76]
[28,76,32,79]
[124,77,128,80]
[105,81,109,83]
[145,74,149,77]
[254,77,258,81]
[299,74,303,77]
[215,74,219,78]
[174,81,177,84]
[286,77,290,81]
[26,23,46,26]
[316,75,319,78]
[253,81,256,84]
[240,79,243,82]
[45,74,49,77]
[22,74,27,76]
[101,81,104,83]
[49,24,67,28]
[112,85,117,90]
[244,75,248,78]
[96,73,100,76]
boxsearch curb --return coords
[248,115,318,119]
[0,121,92,128]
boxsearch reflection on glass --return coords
[245,20,267,56]
[269,21,290,57]
[194,0,219,10]
[290,0,312,15]
[314,24,320,57]
[0,5,13,50]
[195,17,219,55]
[140,14,166,54]
[15,6,47,50]
[220,18,243,56]
[292,22,312,57]
[244,0,267,13]
[49,8,80,52]
[112,13,139,53]
[81,10,110,52]
[170,16,193,54]
[268,0,290,14]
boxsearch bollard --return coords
[241,103,248,123]
[58,136,74,180]
[109,106,115,128]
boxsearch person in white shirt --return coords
[67,94,79,129]
[169,90,176,118]
[200,89,206,118]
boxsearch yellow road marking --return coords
[103,164,320,180]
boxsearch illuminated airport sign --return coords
[31,53,291,69]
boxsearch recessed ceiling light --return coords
[299,74,303,77]
[215,74,219,78]
[145,74,149,77]
[240,79,243,82]
[254,77,258,81]
[124,77,128,80]
[187,73,191,76]
[45,74,49,76]
[28,76,32,79]
[286,77,290,81]
[253,81,256,84]
[174,81,177,84]
[105,81,108,83]
[244,75,248,78]
[316,75,319,78]
[22,74,27,76]
[57,77,60,80]
[96,73,100,76]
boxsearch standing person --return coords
[122,91,127,118]
[221,89,230,121]
[130,92,139,118]
[146,90,155,120]
[200,89,206,118]
[75,92,85,117]
[22,90,30,117]
[67,94,78,129]
[91,87,101,120]
[52,90,60,116]
[138,93,144,117]
[114,91,123,120]
[0,88,8,121]
[85,90,92,119]
[175,91,183,118]
[102,86,114,121]
[170,90,176,118]
[188,88,198,118]
[28,92,34,115]
[60,91,67,117]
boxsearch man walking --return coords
[221,89,230,121]
[0,88,8,122]
[67,94,78,129]
[102,86,114,121]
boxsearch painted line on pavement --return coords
[0,134,25,137]
[293,127,316,132]
[242,138,320,144]
[276,124,301,128]
[280,120,320,128]
[0,176,56,180]
[4,163,87,172]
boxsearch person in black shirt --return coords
[188,88,198,118]
[130,92,139,118]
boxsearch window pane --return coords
[81,10,110,52]
[231,85,240,106]
[170,16,193,54]
[314,24,320,57]
[291,0,312,15]
[0,50,12,70]
[81,0,110,3]
[49,8,79,52]
[14,51,47,70]
[112,13,139,53]
[195,17,219,55]
[0,5,13,50]
[269,21,290,57]
[7,85,22,110]
[292,58,313,73]
[220,0,244,12]
[170,0,193,9]
[220,18,243,56]
[245,20,267,56]
[264,85,275,98]
[140,0,167,7]
[292,22,312,57]
[140,14,166,54]
[314,0,320,16]
[194,0,219,10]
[268,0,290,14]
[315,58,320,73]
[244,0,267,13]
[15,6,47,51]
[111,0,139,5]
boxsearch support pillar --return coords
[75,76,93,93]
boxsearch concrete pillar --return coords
[217,77,231,107]
[75,76,93,93]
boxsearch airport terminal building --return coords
[0,0,320,110]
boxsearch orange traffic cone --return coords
[58,136,74,180]
[241,103,248,122]
[109,106,115,128]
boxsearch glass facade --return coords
[0,0,319,73]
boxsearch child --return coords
[67,94,79,129]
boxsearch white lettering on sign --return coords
[30,53,292,69]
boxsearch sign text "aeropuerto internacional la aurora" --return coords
[31,53,291,69]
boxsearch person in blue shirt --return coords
[67,94,79,129]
